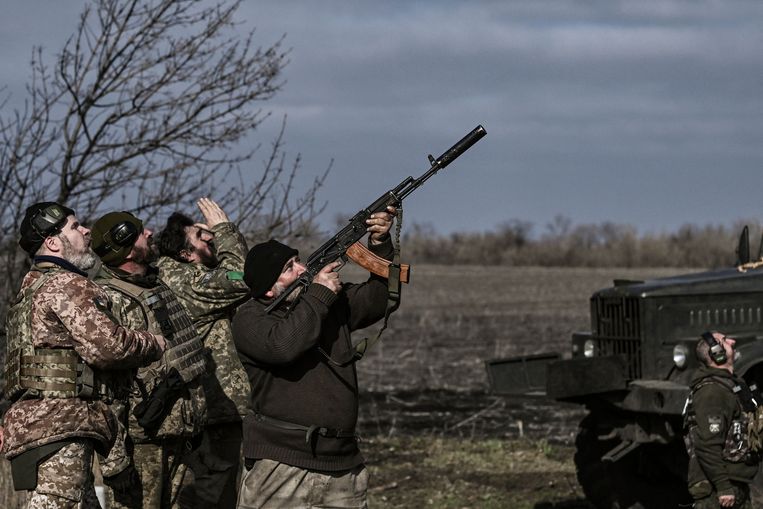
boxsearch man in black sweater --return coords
[232,206,396,508]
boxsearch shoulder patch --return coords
[707,415,722,434]
[226,271,244,281]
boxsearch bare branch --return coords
[0,0,328,320]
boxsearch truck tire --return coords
[574,413,691,509]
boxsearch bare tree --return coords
[0,0,327,315]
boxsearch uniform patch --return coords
[199,272,214,286]
[708,416,722,434]
[226,271,244,281]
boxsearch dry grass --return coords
[365,435,590,509]
[348,264,688,392]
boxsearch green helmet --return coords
[91,211,143,266]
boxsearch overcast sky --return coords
[2,1,763,235]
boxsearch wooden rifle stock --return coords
[346,242,410,283]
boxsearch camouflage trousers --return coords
[237,459,368,509]
[28,440,101,509]
[692,481,752,509]
[104,439,194,509]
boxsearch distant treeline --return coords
[399,216,763,268]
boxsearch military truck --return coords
[487,228,763,509]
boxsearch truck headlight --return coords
[673,344,689,369]
[584,339,596,358]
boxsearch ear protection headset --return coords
[30,204,69,238]
[93,214,141,256]
[702,331,728,365]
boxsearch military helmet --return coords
[91,211,143,266]
[19,202,74,255]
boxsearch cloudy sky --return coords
[2,1,763,235]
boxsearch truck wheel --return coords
[574,413,691,509]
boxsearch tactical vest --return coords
[4,267,125,402]
[98,277,207,437]
[99,278,207,385]
[683,375,763,464]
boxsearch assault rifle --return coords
[264,125,487,313]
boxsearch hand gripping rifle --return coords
[264,125,487,314]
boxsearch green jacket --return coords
[156,221,251,424]
[685,364,759,496]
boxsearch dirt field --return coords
[0,265,690,508]
[346,264,690,508]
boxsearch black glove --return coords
[102,464,139,494]
[133,368,185,432]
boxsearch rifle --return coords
[265,125,487,313]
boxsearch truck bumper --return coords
[485,353,561,396]
[546,355,629,399]
[546,355,689,415]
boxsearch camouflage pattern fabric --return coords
[95,265,207,444]
[94,265,207,508]
[156,221,251,425]
[237,459,369,509]
[156,222,250,508]
[28,439,101,509]
[3,265,164,459]
[104,440,193,509]
[98,400,130,477]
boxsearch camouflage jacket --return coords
[95,265,207,475]
[2,260,164,459]
[156,221,251,424]
[684,365,760,495]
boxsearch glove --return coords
[102,464,139,494]
[133,368,185,431]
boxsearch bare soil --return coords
[347,264,689,508]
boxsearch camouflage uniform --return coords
[156,221,251,508]
[95,265,207,509]
[3,260,164,508]
[684,364,759,508]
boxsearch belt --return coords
[253,413,358,445]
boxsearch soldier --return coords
[155,198,251,508]
[2,202,165,508]
[231,206,396,508]
[90,211,208,508]
[684,331,762,508]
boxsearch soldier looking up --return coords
[684,331,762,508]
[231,206,396,509]
[156,198,251,508]
[91,211,208,509]
[2,202,165,508]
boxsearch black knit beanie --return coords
[244,239,298,297]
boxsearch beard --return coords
[131,238,159,265]
[271,281,303,303]
[60,235,98,271]
[193,243,218,268]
